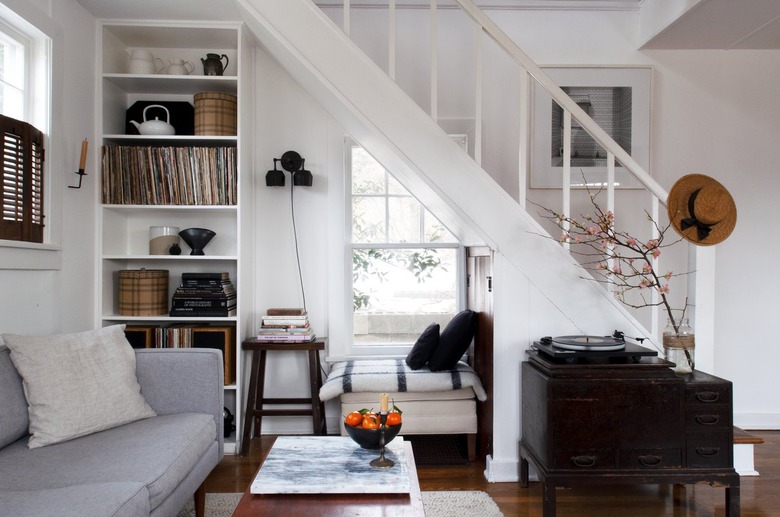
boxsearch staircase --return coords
[234,0,715,480]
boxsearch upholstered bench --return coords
[319,359,486,460]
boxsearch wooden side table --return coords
[239,339,327,456]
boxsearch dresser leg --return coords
[542,481,556,517]
[726,485,740,517]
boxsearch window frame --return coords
[345,139,465,357]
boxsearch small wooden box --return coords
[192,325,236,385]
[118,269,168,316]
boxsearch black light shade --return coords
[293,168,313,187]
[266,162,285,186]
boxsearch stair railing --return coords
[327,0,714,362]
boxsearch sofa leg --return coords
[194,483,206,517]
[467,434,476,461]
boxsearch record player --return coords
[533,332,657,362]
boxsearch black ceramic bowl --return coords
[178,227,216,255]
[344,422,402,449]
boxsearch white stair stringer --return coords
[234,0,655,341]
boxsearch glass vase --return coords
[663,318,695,374]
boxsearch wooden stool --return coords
[239,339,327,456]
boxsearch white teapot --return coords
[166,58,195,75]
[129,105,175,135]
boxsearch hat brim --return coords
[666,173,736,246]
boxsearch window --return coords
[349,143,462,347]
[0,6,52,249]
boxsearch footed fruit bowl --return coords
[179,227,216,255]
[344,421,402,449]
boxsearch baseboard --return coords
[484,455,520,482]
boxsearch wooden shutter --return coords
[1,114,45,243]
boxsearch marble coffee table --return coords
[233,436,424,516]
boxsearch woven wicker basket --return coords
[194,92,237,136]
[118,269,169,316]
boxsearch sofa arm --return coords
[135,348,224,455]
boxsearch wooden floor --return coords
[205,431,780,516]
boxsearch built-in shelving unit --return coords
[96,20,253,454]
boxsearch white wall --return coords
[0,0,96,335]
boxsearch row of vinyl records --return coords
[101,146,237,205]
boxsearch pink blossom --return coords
[605,211,615,222]
[627,237,638,247]
[559,233,569,243]
[658,284,670,294]
[612,265,623,275]
[642,264,653,274]
[646,239,659,250]
[664,271,673,281]
[652,248,661,259]
[640,278,650,288]
[586,226,599,235]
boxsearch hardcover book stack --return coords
[170,272,237,317]
[257,308,315,342]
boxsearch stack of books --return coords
[257,308,315,342]
[170,272,237,317]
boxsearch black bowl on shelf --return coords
[179,227,216,255]
[344,422,402,449]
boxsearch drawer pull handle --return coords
[695,414,720,425]
[696,447,720,457]
[639,455,662,466]
[572,455,597,468]
[696,391,720,403]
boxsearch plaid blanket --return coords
[319,359,487,402]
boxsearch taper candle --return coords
[79,139,88,170]
[380,393,389,414]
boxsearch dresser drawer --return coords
[685,385,730,405]
[685,407,731,430]
[686,432,732,468]
[620,449,682,469]
[552,449,616,470]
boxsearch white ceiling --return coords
[72,0,780,49]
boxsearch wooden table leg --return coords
[253,350,268,438]
[542,480,556,517]
[726,485,740,517]
[308,349,325,435]
[240,350,260,456]
[519,455,529,488]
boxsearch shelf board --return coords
[101,204,237,212]
[103,73,237,95]
[102,134,237,145]
[102,315,238,322]
[102,254,238,261]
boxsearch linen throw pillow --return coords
[405,323,440,370]
[2,325,156,448]
[427,310,478,371]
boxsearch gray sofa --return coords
[0,346,224,517]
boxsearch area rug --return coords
[178,490,502,516]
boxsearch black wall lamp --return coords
[266,150,313,187]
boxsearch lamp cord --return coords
[290,177,307,312]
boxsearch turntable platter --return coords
[548,335,626,351]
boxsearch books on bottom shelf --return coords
[255,330,316,343]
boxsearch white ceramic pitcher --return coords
[127,49,165,74]
[166,58,195,75]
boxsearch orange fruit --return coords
[344,411,363,427]
[361,413,380,429]
[386,412,402,426]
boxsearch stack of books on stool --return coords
[170,272,237,317]
[257,308,315,342]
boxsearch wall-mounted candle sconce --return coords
[69,138,88,189]
[265,150,313,187]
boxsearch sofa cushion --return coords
[428,310,477,371]
[0,346,28,449]
[405,323,440,370]
[0,412,216,510]
[2,325,156,448]
[0,482,150,517]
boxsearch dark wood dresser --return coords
[519,347,739,517]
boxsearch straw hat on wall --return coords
[667,173,737,246]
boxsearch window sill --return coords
[0,241,62,270]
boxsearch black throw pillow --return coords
[428,310,477,371]
[405,323,440,370]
